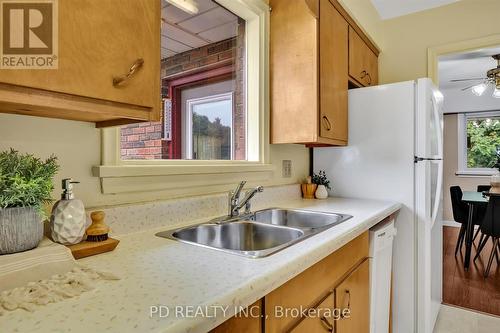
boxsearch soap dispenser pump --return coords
[50,178,88,245]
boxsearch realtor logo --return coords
[0,0,58,68]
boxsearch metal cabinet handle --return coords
[340,289,351,319]
[360,70,372,85]
[320,315,334,332]
[322,116,332,131]
[113,58,144,86]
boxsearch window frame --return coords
[95,0,272,194]
[184,92,235,160]
[457,111,500,176]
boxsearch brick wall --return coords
[161,38,237,78]
[120,122,167,160]
[121,20,245,160]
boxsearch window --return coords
[185,92,234,160]
[97,0,271,194]
[458,112,500,175]
[120,0,247,161]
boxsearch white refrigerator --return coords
[314,78,443,333]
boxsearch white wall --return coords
[441,87,500,114]
[0,113,309,209]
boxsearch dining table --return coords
[461,191,488,270]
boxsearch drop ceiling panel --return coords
[198,20,238,43]
[370,0,459,19]
[162,5,192,23]
[161,0,239,60]
[161,35,192,53]
[161,23,207,48]
[161,47,177,58]
[178,7,237,34]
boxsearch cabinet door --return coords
[335,260,370,333]
[348,27,378,87]
[319,0,348,143]
[0,0,160,110]
[210,300,262,333]
[291,292,336,333]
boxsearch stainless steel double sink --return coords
[156,208,352,258]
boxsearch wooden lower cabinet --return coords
[335,260,370,333]
[210,232,372,333]
[290,291,335,332]
[210,300,262,333]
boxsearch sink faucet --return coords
[228,181,264,217]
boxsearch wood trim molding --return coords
[428,34,500,85]
[166,64,235,159]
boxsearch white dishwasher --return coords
[369,218,397,333]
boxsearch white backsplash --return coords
[91,184,302,236]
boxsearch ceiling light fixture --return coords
[165,0,199,15]
[471,83,488,96]
[451,54,500,99]
[494,88,500,99]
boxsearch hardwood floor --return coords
[443,226,500,316]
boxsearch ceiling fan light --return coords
[471,83,487,96]
[166,0,199,14]
[493,88,500,99]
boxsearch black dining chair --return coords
[477,185,492,193]
[450,186,471,255]
[473,185,491,243]
[474,194,500,277]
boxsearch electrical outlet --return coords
[282,160,292,178]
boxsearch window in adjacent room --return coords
[458,112,500,174]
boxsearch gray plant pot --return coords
[0,207,44,255]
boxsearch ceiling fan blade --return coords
[450,78,486,82]
[461,83,481,91]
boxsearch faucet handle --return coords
[232,181,246,200]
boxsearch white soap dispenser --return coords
[50,178,87,245]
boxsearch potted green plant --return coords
[312,170,331,199]
[0,149,59,254]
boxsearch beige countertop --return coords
[0,197,400,333]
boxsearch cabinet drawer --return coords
[0,0,160,110]
[348,27,378,87]
[265,232,369,332]
[335,259,370,333]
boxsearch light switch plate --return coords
[282,160,292,178]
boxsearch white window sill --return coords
[92,163,275,194]
[455,170,497,177]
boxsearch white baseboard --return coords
[442,220,461,228]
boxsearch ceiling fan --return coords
[450,54,500,98]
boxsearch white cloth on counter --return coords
[0,238,119,314]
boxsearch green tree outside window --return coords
[467,117,500,168]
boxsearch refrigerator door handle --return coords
[431,94,443,158]
[431,160,443,227]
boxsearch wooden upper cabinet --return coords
[270,0,378,146]
[348,27,378,87]
[0,0,160,127]
[270,0,319,145]
[319,0,348,142]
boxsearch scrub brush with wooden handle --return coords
[86,211,109,242]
